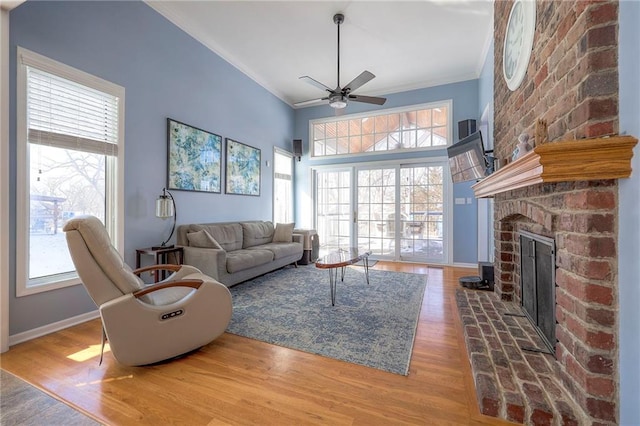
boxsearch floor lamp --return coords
[154,188,176,250]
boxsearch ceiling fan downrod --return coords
[334,13,344,90]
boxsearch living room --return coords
[1,1,639,425]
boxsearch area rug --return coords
[0,370,98,426]
[226,265,427,375]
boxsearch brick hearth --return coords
[456,288,586,424]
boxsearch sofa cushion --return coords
[241,222,274,248]
[191,223,242,252]
[186,229,223,249]
[226,249,274,273]
[248,242,302,260]
[272,223,295,242]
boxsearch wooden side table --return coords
[135,246,184,282]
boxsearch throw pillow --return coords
[272,223,295,243]
[187,229,223,249]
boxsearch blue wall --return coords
[8,1,294,335]
[293,79,480,264]
[618,0,640,422]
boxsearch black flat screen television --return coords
[447,131,489,183]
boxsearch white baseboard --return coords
[452,262,478,269]
[8,310,100,346]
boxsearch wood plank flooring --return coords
[0,263,515,425]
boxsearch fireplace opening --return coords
[519,230,556,355]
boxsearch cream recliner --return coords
[63,215,232,366]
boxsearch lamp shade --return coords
[154,188,177,249]
[156,195,174,218]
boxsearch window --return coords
[310,101,452,158]
[273,148,293,224]
[16,47,124,296]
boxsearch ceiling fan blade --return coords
[348,94,386,105]
[299,76,333,92]
[343,71,375,93]
[294,97,328,107]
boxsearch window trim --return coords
[15,47,125,297]
[308,100,453,160]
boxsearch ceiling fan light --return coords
[329,94,347,109]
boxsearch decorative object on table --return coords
[516,133,532,159]
[225,138,261,196]
[503,0,536,91]
[167,118,222,193]
[227,265,426,375]
[512,133,532,161]
[535,118,548,145]
[154,187,176,249]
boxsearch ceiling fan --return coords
[294,13,386,110]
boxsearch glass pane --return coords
[29,144,105,280]
[337,121,349,137]
[374,115,387,134]
[325,138,337,155]
[417,109,432,127]
[313,123,325,140]
[388,133,400,150]
[433,127,448,146]
[274,151,292,175]
[417,129,432,147]
[402,130,416,148]
[403,111,416,129]
[362,134,375,152]
[350,136,362,153]
[337,137,349,154]
[433,107,447,126]
[349,118,362,136]
[314,140,324,156]
[325,122,337,139]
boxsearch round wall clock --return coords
[502,0,536,91]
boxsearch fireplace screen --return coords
[520,231,556,354]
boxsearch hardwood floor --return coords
[0,263,514,425]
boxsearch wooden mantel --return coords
[472,135,638,198]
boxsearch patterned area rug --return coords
[0,370,98,426]
[227,265,427,375]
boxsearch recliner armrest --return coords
[133,279,204,298]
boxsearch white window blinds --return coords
[26,66,119,156]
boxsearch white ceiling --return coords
[147,1,494,108]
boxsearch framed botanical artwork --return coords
[225,138,261,196]
[167,118,222,193]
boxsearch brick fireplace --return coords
[465,1,627,424]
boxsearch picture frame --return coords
[167,118,222,193]
[225,138,261,196]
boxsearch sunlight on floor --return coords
[67,343,111,362]
[75,374,133,388]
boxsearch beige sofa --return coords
[176,221,303,287]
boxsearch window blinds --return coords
[26,66,119,156]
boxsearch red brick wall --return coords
[492,1,619,423]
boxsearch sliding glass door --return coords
[314,161,448,263]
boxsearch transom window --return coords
[310,101,452,158]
